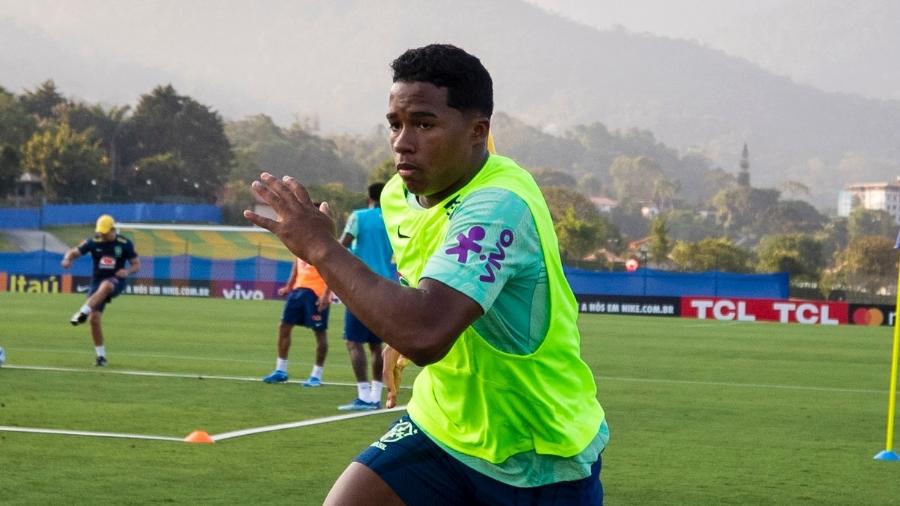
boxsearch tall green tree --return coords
[0,87,37,148]
[609,155,665,202]
[664,209,721,242]
[555,207,602,262]
[670,237,753,273]
[542,186,603,224]
[848,208,896,240]
[837,235,897,297]
[542,186,614,260]
[818,217,849,262]
[531,168,577,188]
[755,234,824,281]
[651,178,680,211]
[121,85,232,202]
[57,102,129,153]
[0,88,37,195]
[648,216,670,266]
[758,200,826,234]
[22,123,107,202]
[0,145,21,195]
[711,186,780,234]
[125,152,186,201]
[20,80,65,120]
[226,114,365,190]
[608,199,650,242]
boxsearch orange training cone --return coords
[184,430,215,444]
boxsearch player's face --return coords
[96,231,116,242]
[387,81,487,207]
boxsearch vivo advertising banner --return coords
[681,296,848,325]
[210,280,281,300]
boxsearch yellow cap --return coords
[95,214,116,234]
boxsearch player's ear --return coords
[470,116,490,145]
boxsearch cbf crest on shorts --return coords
[370,419,418,451]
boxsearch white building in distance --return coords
[838,180,900,223]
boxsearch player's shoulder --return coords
[115,234,132,245]
[453,187,530,220]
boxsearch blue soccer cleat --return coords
[262,370,289,383]
[302,376,322,387]
[338,398,380,411]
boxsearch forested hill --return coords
[3,0,899,206]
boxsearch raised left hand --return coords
[243,173,336,264]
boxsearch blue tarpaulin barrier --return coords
[0,203,221,229]
[1,251,786,298]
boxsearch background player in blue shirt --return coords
[61,214,140,366]
[337,182,396,410]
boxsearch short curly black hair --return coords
[390,44,493,117]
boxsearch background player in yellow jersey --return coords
[261,255,331,387]
[245,44,606,505]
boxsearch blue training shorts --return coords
[89,277,126,312]
[354,415,603,506]
[343,309,381,345]
[282,288,329,330]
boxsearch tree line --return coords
[0,80,894,302]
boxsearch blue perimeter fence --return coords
[0,204,221,229]
[0,251,788,298]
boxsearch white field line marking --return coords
[2,364,397,389]
[0,407,408,443]
[4,364,878,395]
[0,425,183,442]
[599,375,885,394]
[12,346,276,365]
[212,406,408,441]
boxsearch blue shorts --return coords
[355,415,603,506]
[282,288,329,330]
[89,277,126,312]
[344,310,381,345]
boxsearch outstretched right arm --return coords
[243,173,483,366]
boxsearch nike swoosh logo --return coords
[76,285,91,293]
[397,226,411,239]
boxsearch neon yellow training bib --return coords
[381,154,604,463]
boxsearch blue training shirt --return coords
[343,207,396,280]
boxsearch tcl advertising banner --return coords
[681,297,848,325]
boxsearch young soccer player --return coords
[262,256,331,387]
[337,182,396,411]
[245,44,607,505]
[61,214,140,366]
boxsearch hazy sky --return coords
[526,0,900,101]
[4,0,896,102]
[526,0,790,41]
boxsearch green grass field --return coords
[1,292,899,505]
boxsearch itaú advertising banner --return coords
[0,272,73,293]
[681,297,848,325]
